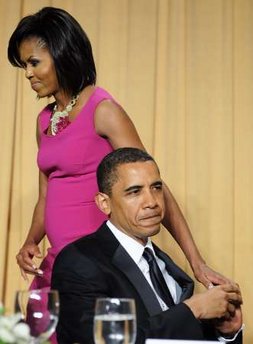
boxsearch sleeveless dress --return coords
[30,87,114,290]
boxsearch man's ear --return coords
[95,192,111,216]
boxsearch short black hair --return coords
[97,147,158,195]
[8,6,96,96]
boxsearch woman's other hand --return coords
[16,243,43,281]
[193,261,235,289]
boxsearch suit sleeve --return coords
[146,304,242,343]
[51,245,108,344]
[144,303,205,340]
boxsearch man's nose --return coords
[143,191,157,208]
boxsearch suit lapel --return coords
[112,245,163,316]
[154,246,194,301]
[95,224,162,315]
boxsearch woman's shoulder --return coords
[94,86,113,98]
[91,86,118,105]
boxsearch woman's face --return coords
[19,37,59,98]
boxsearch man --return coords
[52,147,243,344]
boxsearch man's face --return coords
[100,161,165,245]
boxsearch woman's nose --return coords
[25,67,33,79]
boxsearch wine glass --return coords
[94,298,136,344]
[15,289,60,344]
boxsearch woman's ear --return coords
[95,192,111,216]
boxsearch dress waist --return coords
[44,200,107,248]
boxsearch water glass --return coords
[94,298,136,344]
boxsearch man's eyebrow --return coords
[124,180,162,193]
[151,181,163,187]
[124,185,142,193]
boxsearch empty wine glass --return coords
[15,289,60,344]
[94,298,136,344]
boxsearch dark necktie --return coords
[143,247,175,307]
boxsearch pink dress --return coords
[31,87,114,290]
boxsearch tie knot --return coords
[143,247,155,264]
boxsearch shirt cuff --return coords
[218,323,244,342]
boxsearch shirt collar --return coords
[107,220,154,265]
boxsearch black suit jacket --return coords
[52,222,242,343]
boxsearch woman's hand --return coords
[16,243,43,281]
[193,261,235,288]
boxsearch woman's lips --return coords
[31,81,41,91]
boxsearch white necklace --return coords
[50,94,79,136]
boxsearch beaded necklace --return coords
[50,94,79,136]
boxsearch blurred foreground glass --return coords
[94,298,136,344]
[15,289,59,344]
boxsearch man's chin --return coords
[140,225,161,238]
[148,227,161,237]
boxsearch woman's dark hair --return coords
[97,147,157,195]
[8,7,96,95]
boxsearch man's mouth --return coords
[139,213,161,222]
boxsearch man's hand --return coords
[214,307,243,336]
[183,284,242,322]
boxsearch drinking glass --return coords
[15,289,60,344]
[94,298,136,344]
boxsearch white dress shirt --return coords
[107,220,182,310]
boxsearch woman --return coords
[8,6,229,291]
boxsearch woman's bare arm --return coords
[94,99,232,287]
[16,118,48,280]
[16,170,47,280]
